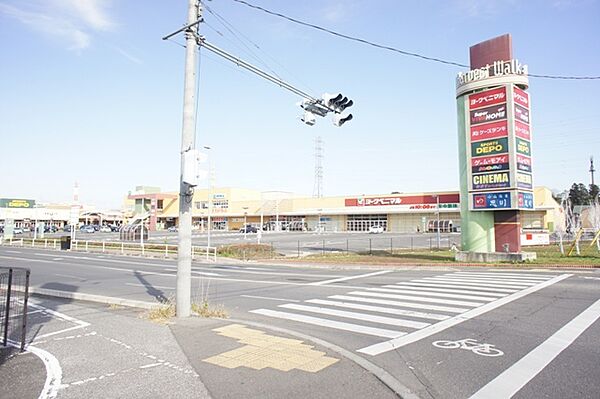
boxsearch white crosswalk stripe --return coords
[390,281,519,293]
[385,284,508,297]
[249,271,568,351]
[369,287,499,302]
[305,299,451,321]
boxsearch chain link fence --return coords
[1,267,30,351]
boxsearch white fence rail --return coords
[0,237,217,262]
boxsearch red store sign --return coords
[345,194,460,207]
[469,87,506,110]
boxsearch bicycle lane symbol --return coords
[432,338,504,357]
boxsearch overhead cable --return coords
[230,0,600,80]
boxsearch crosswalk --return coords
[250,271,571,355]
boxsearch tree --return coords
[589,184,600,202]
[568,183,591,207]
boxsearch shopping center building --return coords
[127,185,560,234]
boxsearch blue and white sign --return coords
[518,192,534,209]
[473,192,512,209]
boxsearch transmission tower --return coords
[313,136,324,198]
[590,156,596,186]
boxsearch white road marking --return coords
[417,278,530,290]
[470,298,600,399]
[240,295,301,303]
[139,362,163,369]
[395,281,519,294]
[18,343,62,399]
[358,274,572,356]
[306,299,450,321]
[388,284,507,297]
[329,295,470,313]
[279,303,431,329]
[428,277,535,286]
[126,282,174,290]
[371,287,499,302]
[454,272,553,280]
[5,250,21,254]
[190,270,224,277]
[308,270,392,286]
[348,291,484,307]
[250,309,406,338]
[440,274,548,284]
[53,258,63,261]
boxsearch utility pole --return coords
[590,156,596,186]
[176,0,200,318]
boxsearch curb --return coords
[29,288,158,310]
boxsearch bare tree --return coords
[554,197,569,255]
[587,200,600,252]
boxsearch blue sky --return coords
[1,0,599,209]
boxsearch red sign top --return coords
[513,86,529,108]
[469,87,506,110]
[345,194,460,207]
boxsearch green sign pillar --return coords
[456,97,495,252]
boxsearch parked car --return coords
[99,225,112,233]
[82,226,95,233]
[167,226,178,232]
[13,227,23,234]
[368,225,385,234]
[239,225,257,233]
[63,225,73,233]
[110,225,121,232]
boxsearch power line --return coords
[230,0,600,81]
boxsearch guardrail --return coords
[0,238,217,262]
[1,267,30,351]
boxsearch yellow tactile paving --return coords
[202,324,339,373]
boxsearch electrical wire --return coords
[230,0,600,80]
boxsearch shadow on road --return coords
[134,271,168,303]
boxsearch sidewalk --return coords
[2,295,401,399]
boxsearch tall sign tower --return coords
[456,34,535,258]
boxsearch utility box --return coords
[60,236,71,250]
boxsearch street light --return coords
[433,194,441,250]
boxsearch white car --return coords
[99,226,112,233]
[369,225,384,234]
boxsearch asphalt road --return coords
[1,246,599,398]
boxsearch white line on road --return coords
[126,283,175,290]
[454,272,553,280]
[5,250,21,254]
[279,303,431,329]
[328,294,469,313]
[430,277,535,286]
[54,273,86,281]
[358,274,572,356]
[309,270,392,286]
[349,291,484,307]
[418,278,531,290]
[139,363,163,369]
[372,287,499,302]
[398,281,519,293]
[329,295,470,313]
[469,298,600,399]
[305,299,450,321]
[387,284,507,297]
[250,308,406,338]
[240,295,301,303]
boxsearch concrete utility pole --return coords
[176,0,200,318]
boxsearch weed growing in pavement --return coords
[144,295,176,324]
[108,303,125,310]
[192,278,229,318]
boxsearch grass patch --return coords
[217,243,278,260]
[108,303,125,310]
[191,301,228,318]
[283,244,600,266]
[144,295,176,324]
